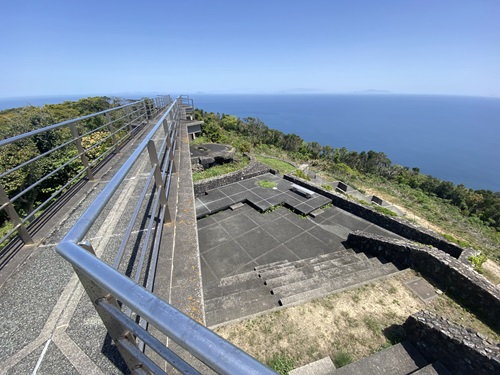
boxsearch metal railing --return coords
[56,96,276,374]
[0,95,172,247]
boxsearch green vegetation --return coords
[194,109,500,260]
[258,179,277,189]
[442,233,470,248]
[255,156,296,174]
[333,351,353,368]
[266,353,295,375]
[0,97,130,246]
[293,169,311,181]
[321,184,333,191]
[192,154,250,182]
[469,253,487,273]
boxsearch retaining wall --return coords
[284,174,465,258]
[404,311,500,374]
[193,155,270,197]
[347,231,500,331]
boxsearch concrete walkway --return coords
[0,111,200,374]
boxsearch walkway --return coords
[0,109,201,374]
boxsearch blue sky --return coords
[1,0,499,98]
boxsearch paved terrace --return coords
[195,173,403,326]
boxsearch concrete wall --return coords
[194,155,270,196]
[404,311,500,374]
[284,174,465,258]
[347,231,500,331]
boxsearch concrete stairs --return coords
[331,341,450,375]
[204,250,400,326]
[258,250,400,306]
[204,270,279,326]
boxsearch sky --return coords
[1,0,499,98]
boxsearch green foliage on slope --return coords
[194,109,500,260]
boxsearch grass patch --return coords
[333,351,353,368]
[192,155,250,182]
[293,169,311,181]
[372,204,398,217]
[255,156,296,174]
[266,353,295,375]
[321,184,333,191]
[258,179,277,189]
[442,233,470,248]
[215,270,499,369]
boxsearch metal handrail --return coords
[0,95,171,246]
[56,96,277,374]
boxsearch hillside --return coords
[193,109,500,267]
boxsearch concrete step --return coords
[206,293,279,326]
[272,277,320,298]
[318,259,373,280]
[308,254,363,273]
[204,275,264,300]
[279,285,328,306]
[264,270,309,288]
[205,285,272,313]
[333,341,428,375]
[290,251,350,269]
[254,259,290,272]
[289,357,336,375]
[323,263,398,291]
[257,265,296,279]
[279,263,398,306]
[355,252,369,262]
[219,270,259,287]
[367,256,384,268]
[412,361,451,375]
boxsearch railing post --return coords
[69,122,94,180]
[142,101,148,122]
[0,184,33,244]
[105,113,118,150]
[146,140,171,222]
[162,118,177,174]
[124,106,133,132]
[75,242,147,374]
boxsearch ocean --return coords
[193,94,500,192]
[1,94,499,191]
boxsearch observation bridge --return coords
[0,96,276,374]
[1,95,496,374]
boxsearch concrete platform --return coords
[198,175,405,326]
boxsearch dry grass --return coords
[214,270,499,369]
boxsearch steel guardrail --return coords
[0,95,171,247]
[56,96,277,374]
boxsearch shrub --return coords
[469,253,487,273]
[321,184,333,191]
[294,169,311,181]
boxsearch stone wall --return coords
[284,174,464,258]
[347,231,500,331]
[193,155,270,196]
[404,311,500,374]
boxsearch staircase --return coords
[332,341,450,375]
[204,249,400,326]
